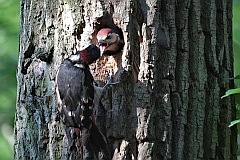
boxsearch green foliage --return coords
[229,119,240,127]
[0,0,20,159]
[221,86,240,99]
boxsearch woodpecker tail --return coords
[88,124,110,159]
[65,127,90,152]
[65,125,110,159]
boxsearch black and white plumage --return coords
[97,28,124,56]
[55,44,110,159]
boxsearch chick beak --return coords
[98,40,108,55]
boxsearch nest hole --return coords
[91,15,124,47]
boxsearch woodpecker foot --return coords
[93,76,120,106]
[103,76,120,89]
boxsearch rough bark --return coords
[14,0,237,160]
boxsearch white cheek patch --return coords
[69,54,80,62]
[108,33,118,44]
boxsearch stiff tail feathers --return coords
[66,124,110,159]
[65,127,91,152]
[89,124,110,159]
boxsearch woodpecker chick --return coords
[97,28,124,56]
[55,44,110,159]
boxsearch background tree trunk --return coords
[14,0,237,159]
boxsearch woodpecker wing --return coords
[89,124,110,159]
[56,58,94,129]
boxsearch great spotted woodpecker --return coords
[55,44,112,159]
[97,28,124,56]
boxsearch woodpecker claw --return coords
[93,76,120,107]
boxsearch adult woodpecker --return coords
[97,28,124,56]
[55,44,111,159]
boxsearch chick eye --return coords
[106,34,112,39]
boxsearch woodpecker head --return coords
[97,28,124,56]
[69,44,100,65]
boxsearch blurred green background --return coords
[0,0,19,159]
[234,1,240,77]
[0,0,239,159]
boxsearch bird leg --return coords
[102,76,120,89]
[93,76,119,106]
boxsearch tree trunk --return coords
[14,0,237,159]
